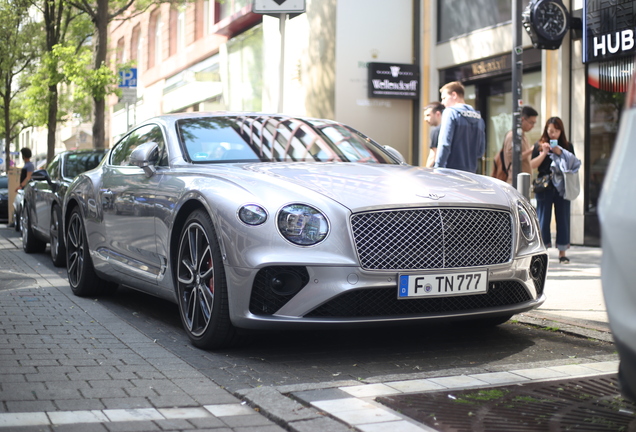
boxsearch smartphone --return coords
[550,139,558,148]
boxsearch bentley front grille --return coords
[351,208,513,270]
[304,281,531,318]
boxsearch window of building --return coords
[116,37,126,65]
[148,10,163,68]
[437,0,531,42]
[177,8,186,51]
[131,25,141,69]
[226,25,262,111]
[218,0,250,22]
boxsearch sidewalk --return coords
[0,224,621,432]
[0,226,285,432]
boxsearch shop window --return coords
[438,0,531,42]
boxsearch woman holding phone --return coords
[531,117,575,264]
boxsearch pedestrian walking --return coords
[531,116,579,264]
[501,105,539,184]
[424,101,444,168]
[435,81,485,173]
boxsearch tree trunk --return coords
[47,85,58,163]
[4,91,12,169]
[92,0,110,150]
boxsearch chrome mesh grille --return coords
[351,208,513,270]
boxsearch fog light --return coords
[270,271,304,296]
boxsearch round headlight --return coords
[517,202,534,241]
[277,204,329,245]
[238,204,268,226]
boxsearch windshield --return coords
[176,116,399,164]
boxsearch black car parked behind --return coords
[22,150,107,266]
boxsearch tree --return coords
[0,0,40,167]
[23,11,118,161]
[25,0,93,163]
[66,0,138,149]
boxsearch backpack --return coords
[490,148,509,182]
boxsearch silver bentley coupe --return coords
[63,113,548,349]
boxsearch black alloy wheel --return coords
[66,207,116,296]
[22,206,46,254]
[50,205,66,267]
[176,209,237,349]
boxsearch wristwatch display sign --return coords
[522,0,570,50]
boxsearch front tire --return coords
[176,209,237,349]
[66,207,116,296]
[50,205,66,267]
[22,206,46,254]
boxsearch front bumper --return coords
[226,253,548,330]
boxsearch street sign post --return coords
[118,68,138,130]
[252,1,306,113]
[253,0,305,14]
[118,68,137,88]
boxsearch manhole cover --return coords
[377,373,636,431]
[0,276,39,290]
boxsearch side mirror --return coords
[130,142,160,177]
[383,145,407,164]
[31,169,57,191]
[31,169,50,182]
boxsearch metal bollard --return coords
[517,173,531,199]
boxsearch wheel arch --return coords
[169,198,226,287]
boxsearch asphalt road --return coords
[24,246,617,394]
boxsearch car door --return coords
[99,124,166,284]
[30,155,61,240]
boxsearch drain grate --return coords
[376,373,636,431]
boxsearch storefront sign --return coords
[367,62,419,99]
[440,50,541,84]
[583,0,636,63]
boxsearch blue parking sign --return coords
[118,68,137,88]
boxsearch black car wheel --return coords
[66,207,116,296]
[176,209,237,349]
[13,208,20,231]
[22,206,46,254]
[50,205,66,267]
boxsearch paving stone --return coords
[51,422,109,432]
[53,399,106,411]
[5,400,57,413]
[147,395,198,408]
[33,388,82,400]
[47,410,109,424]
[153,418,196,430]
[218,414,282,428]
[80,388,128,399]
[100,398,154,410]
[103,420,162,432]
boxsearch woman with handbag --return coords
[531,117,575,264]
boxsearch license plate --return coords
[398,271,488,298]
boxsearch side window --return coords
[110,125,166,166]
[110,135,131,166]
[47,156,60,181]
[140,125,167,166]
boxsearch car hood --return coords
[239,162,513,211]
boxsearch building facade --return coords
[108,0,627,247]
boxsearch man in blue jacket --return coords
[435,81,485,173]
